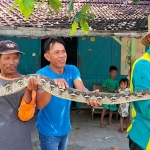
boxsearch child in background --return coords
[100,66,119,128]
[118,78,130,132]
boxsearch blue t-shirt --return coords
[127,54,150,149]
[36,65,80,136]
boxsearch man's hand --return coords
[26,76,42,91]
[53,78,69,89]
[87,100,102,106]
[87,89,102,106]
[23,76,42,104]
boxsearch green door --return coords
[77,37,121,108]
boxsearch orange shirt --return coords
[18,90,36,121]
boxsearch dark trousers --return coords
[129,136,143,150]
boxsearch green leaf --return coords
[80,17,89,35]
[133,0,139,3]
[48,0,62,11]
[70,22,78,36]
[67,0,74,15]
[18,0,34,19]
[23,0,34,8]
[74,12,83,23]
[81,26,89,35]
[9,0,19,11]
[81,4,90,13]
[86,13,94,20]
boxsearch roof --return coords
[0,0,150,37]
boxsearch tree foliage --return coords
[10,0,139,36]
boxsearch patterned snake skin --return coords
[0,74,150,104]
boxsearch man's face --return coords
[110,70,117,79]
[46,42,67,69]
[0,53,20,74]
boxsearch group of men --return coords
[0,38,99,150]
[0,27,150,150]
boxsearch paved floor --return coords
[30,110,129,150]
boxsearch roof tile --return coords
[0,0,150,31]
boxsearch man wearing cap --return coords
[0,40,41,150]
[127,15,150,150]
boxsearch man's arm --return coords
[21,75,51,110]
[74,78,101,106]
[36,77,101,109]
[36,90,52,109]
[73,78,88,91]
[18,91,36,121]
[36,78,69,110]
[18,76,41,121]
[22,76,41,104]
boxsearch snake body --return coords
[0,74,150,104]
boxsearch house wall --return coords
[77,36,124,88]
[77,36,146,108]
[120,37,145,75]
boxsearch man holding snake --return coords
[0,40,41,150]
[36,37,100,150]
[0,39,99,150]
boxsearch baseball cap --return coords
[0,40,24,54]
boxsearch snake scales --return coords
[0,74,150,104]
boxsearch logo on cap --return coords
[6,43,16,48]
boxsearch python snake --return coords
[0,74,150,104]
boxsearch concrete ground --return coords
[30,110,129,150]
